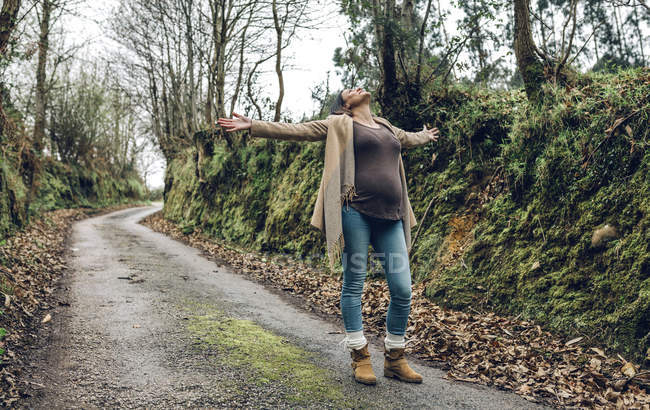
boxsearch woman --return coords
[217,87,439,386]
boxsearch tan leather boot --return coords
[383,346,423,383]
[350,343,377,385]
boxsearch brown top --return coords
[349,120,404,220]
[249,114,434,273]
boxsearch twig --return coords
[536,215,547,243]
[488,165,503,186]
[423,35,469,86]
[411,191,438,253]
[468,306,483,316]
[568,20,606,67]
[397,50,411,85]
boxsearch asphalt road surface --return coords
[23,204,548,409]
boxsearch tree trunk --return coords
[230,22,249,118]
[182,0,198,133]
[378,0,397,116]
[0,0,21,133]
[0,0,20,56]
[215,42,226,120]
[400,0,414,32]
[272,0,284,122]
[246,61,264,120]
[513,0,545,101]
[633,7,645,65]
[33,0,52,154]
[213,0,227,121]
[415,0,432,90]
[206,24,216,127]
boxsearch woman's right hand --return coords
[217,112,252,132]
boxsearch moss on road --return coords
[180,299,361,408]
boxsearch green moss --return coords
[418,67,650,361]
[179,300,355,406]
[0,327,6,358]
[25,160,146,216]
[0,275,12,295]
[163,137,327,267]
[0,158,28,239]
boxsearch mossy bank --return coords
[0,145,147,241]
[163,67,650,362]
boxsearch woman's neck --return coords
[350,104,375,125]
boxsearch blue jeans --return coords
[340,204,412,335]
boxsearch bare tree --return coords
[271,0,285,122]
[229,5,255,118]
[268,0,318,121]
[110,0,324,174]
[32,0,52,153]
[30,0,84,154]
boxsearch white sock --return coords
[344,330,367,350]
[384,331,406,350]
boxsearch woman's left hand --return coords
[423,125,440,142]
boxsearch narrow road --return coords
[24,205,547,409]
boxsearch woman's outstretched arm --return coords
[378,117,440,148]
[217,113,328,142]
[392,125,440,148]
[395,126,439,148]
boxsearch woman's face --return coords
[342,87,371,109]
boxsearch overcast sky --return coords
[61,1,355,189]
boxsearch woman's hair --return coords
[329,89,351,116]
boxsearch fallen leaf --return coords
[590,357,602,370]
[566,337,583,347]
[621,362,636,378]
[591,347,606,358]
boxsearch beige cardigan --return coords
[248,113,433,272]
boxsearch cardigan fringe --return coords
[342,183,357,211]
[330,230,345,276]
[329,183,357,272]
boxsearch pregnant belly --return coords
[352,166,402,206]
